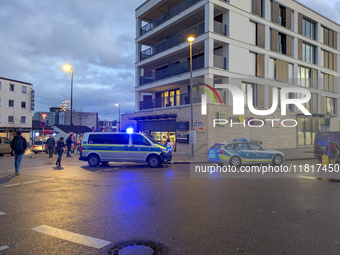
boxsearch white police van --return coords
[79,132,172,167]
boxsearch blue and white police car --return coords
[207,139,285,167]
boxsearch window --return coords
[225,144,234,150]
[323,73,337,93]
[323,27,337,48]
[298,66,312,87]
[9,84,15,92]
[132,134,151,146]
[278,33,286,54]
[252,0,264,17]
[303,18,315,40]
[279,6,286,27]
[21,101,26,109]
[21,116,26,124]
[88,134,129,145]
[326,97,335,114]
[302,43,315,64]
[9,100,14,107]
[8,116,14,123]
[22,86,27,94]
[248,143,262,150]
[324,50,337,71]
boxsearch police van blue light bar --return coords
[232,138,248,142]
[126,127,134,134]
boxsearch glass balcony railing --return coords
[140,0,202,36]
[214,55,227,70]
[139,90,226,110]
[140,55,204,85]
[214,21,228,36]
[140,22,205,61]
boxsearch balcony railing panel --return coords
[139,90,226,110]
[140,0,202,36]
[140,22,204,61]
[214,21,228,36]
[213,55,226,70]
[140,55,204,85]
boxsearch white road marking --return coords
[4,183,21,187]
[0,246,9,251]
[7,170,12,172]
[23,180,40,184]
[31,225,111,249]
[0,212,6,216]
[43,178,55,181]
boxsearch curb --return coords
[316,178,340,182]
[173,158,317,164]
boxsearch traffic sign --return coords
[41,113,48,122]
[247,117,255,126]
[40,122,46,128]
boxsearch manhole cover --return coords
[108,240,167,255]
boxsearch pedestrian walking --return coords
[56,137,66,167]
[46,134,55,158]
[10,131,27,175]
[324,137,340,168]
[166,138,174,164]
[66,133,73,157]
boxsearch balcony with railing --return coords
[214,21,228,36]
[140,55,204,86]
[214,55,227,70]
[140,0,202,36]
[139,90,226,110]
[140,22,205,61]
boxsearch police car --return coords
[207,139,285,167]
[79,132,172,167]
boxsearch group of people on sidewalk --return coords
[10,132,76,174]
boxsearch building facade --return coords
[0,77,34,142]
[122,0,340,154]
[98,120,118,132]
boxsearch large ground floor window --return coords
[298,118,320,146]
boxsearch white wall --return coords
[229,11,249,43]
[228,45,249,74]
[249,22,256,45]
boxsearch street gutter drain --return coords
[108,240,167,255]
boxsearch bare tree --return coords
[73,109,89,127]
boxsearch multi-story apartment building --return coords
[0,77,34,142]
[122,0,340,153]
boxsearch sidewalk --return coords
[172,146,316,164]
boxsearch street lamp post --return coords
[188,36,195,161]
[115,103,120,132]
[63,65,73,126]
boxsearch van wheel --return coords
[11,150,15,156]
[88,154,100,167]
[148,155,161,168]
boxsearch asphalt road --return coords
[0,155,340,254]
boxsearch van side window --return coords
[88,134,111,144]
[111,134,129,145]
[0,137,2,143]
[132,134,151,146]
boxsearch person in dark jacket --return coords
[56,137,66,167]
[324,137,340,167]
[46,134,55,158]
[10,131,27,175]
[66,133,73,157]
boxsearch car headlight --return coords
[162,149,169,153]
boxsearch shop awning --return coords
[129,114,177,121]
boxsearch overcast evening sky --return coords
[0,0,339,121]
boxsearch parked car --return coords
[207,141,285,167]
[314,132,340,162]
[31,141,47,154]
[0,136,15,156]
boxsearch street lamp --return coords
[115,103,120,132]
[63,65,73,126]
[188,36,195,161]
